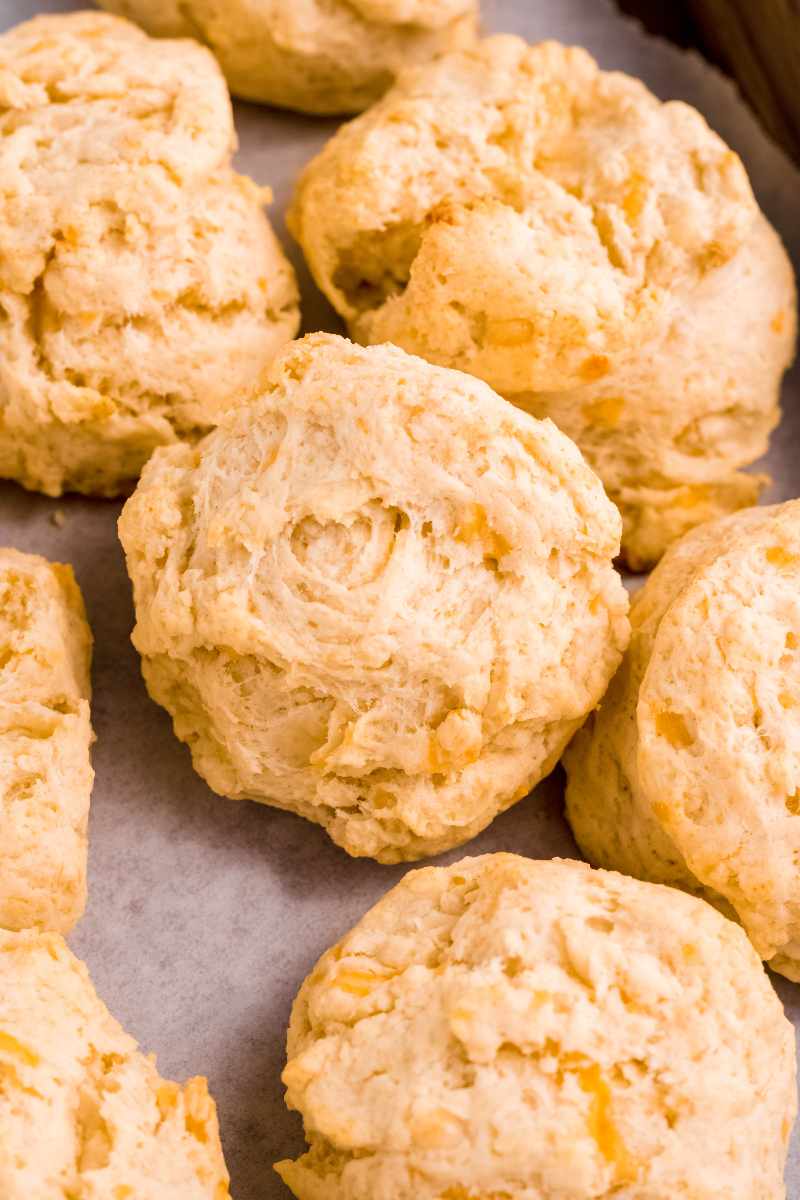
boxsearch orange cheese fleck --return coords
[579,1063,636,1183]
[766,546,800,568]
[582,396,625,428]
[0,1030,40,1067]
[655,710,693,749]
[579,355,611,382]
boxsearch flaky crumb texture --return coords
[0,548,93,934]
[97,0,478,114]
[119,333,629,861]
[566,500,800,979]
[276,854,796,1199]
[290,35,795,566]
[0,11,299,496]
[0,928,231,1199]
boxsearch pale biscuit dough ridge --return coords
[515,214,796,568]
[289,35,796,567]
[276,853,796,1199]
[565,500,800,980]
[0,927,231,1199]
[119,333,629,861]
[0,548,93,934]
[0,11,299,497]
[97,0,478,115]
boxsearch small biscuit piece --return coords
[97,0,478,115]
[289,35,796,568]
[0,549,93,934]
[0,927,231,1199]
[0,12,299,497]
[276,853,796,1199]
[119,333,629,862]
[565,500,800,980]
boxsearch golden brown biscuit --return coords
[0,12,299,497]
[565,500,800,980]
[0,549,93,934]
[277,854,796,1199]
[0,927,231,1199]
[119,333,629,861]
[97,0,478,114]
[289,36,796,567]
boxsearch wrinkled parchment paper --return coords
[1,1,799,1195]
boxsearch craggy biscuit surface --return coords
[520,214,796,568]
[0,549,93,934]
[276,853,796,1199]
[0,11,299,497]
[0,928,230,1199]
[98,0,478,114]
[119,333,629,861]
[566,500,800,979]
[290,35,795,566]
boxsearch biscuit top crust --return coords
[278,853,795,1199]
[633,500,800,965]
[343,0,473,26]
[0,547,91,709]
[119,333,628,858]
[0,11,233,294]
[0,928,231,1199]
[0,9,299,498]
[290,36,757,393]
[0,548,93,934]
[122,332,626,764]
[101,0,473,38]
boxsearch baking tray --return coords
[1,1,799,1196]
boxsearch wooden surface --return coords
[617,0,800,165]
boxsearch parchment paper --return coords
[1,1,799,1196]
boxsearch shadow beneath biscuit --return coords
[213,989,306,1200]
